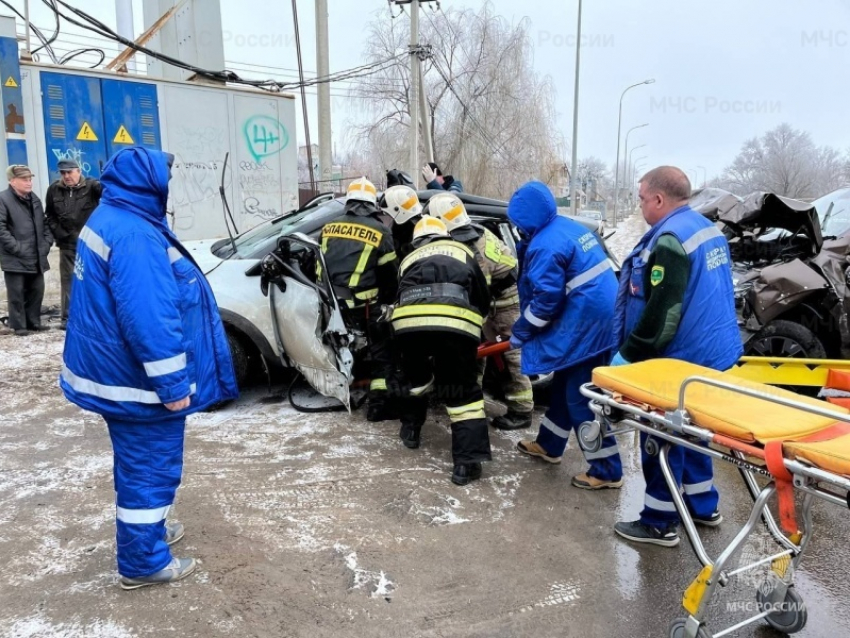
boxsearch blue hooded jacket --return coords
[60,147,239,421]
[508,181,617,374]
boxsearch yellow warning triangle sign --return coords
[4,76,17,88]
[113,125,135,145]
[76,121,98,142]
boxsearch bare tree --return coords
[348,2,565,199]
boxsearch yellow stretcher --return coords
[579,359,850,638]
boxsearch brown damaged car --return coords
[690,187,850,359]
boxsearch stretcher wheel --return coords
[756,586,807,633]
[668,618,711,638]
[578,421,602,453]
[644,437,660,456]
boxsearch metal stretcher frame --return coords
[579,373,850,638]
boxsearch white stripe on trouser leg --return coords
[644,494,677,512]
[540,416,570,439]
[584,443,620,460]
[116,504,171,525]
[683,479,714,495]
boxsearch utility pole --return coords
[115,0,137,73]
[408,0,421,188]
[316,0,332,189]
[569,0,583,215]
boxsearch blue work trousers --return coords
[106,415,185,578]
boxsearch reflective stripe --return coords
[639,248,651,262]
[400,240,475,275]
[446,400,486,422]
[682,226,724,255]
[540,415,570,439]
[484,233,517,268]
[167,247,183,264]
[505,389,534,402]
[62,365,196,404]
[79,227,111,262]
[401,195,418,210]
[353,288,379,301]
[116,504,171,525]
[584,443,621,460]
[644,493,677,512]
[377,251,397,266]
[523,306,549,328]
[564,260,613,293]
[348,244,374,288]
[392,316,481,339]
[392,304,483,326]
[410,376,434,396]
[494,293,520,308]
[143,353,187,378]
[370,378,387,391]
[682,479,714,495]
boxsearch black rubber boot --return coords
[366,396,399,422]
[399,423,421,449]
[490,410,533,430]
[451,462,482,486]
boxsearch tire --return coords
[746,319,826,359]
[756,586,807,634]
[227,330,250,387]
[668,618,712,638]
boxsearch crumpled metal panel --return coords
[749,259,829,324]
[270,279,353,410]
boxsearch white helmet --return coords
[380,185,423,225]
[428,193,470,232]
[346,177,377,205]
[412,216,449,241]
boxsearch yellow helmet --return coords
[346,177,377,205]
[380,185,422,225]
[428,193,470,232]
[412,216,449,241]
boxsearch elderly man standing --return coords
[612,166,742,547]
[0,165,53,335]
[45,159,102,329]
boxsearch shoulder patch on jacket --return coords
[650,265,665,287]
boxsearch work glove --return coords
[509,334,524,350]
[610,351,630,367]
[421,163,438,184]
[386,372,412,398]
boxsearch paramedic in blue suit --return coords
[508,181,623,489]
[60,147,239,589]
[612,166,742,548]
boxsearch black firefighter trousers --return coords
[397,331,492,465]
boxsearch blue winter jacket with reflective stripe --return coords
[614,205,742,370]
[508,181,617,375]
[60,147,239,421]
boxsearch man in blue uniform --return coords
[612,166,742,547]
[508,181,623,488]
[61,147,239,588]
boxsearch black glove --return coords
[386,372,412,398]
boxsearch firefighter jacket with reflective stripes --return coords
[453,224,519,308]
[393,237,491,342]
[321,208,398,305]
[60,148,239,422]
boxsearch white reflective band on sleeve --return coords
[144,353,187,378]
[584,443,621,460]
[116,504,171,525]
[62,365,196,404]
[540,415,570,440]
[644,494,678,512]
[681,226,724,255]
[682,479,715,495]
[167,247,184,263]
[523,306,550,328]
[564,260,613,293]
[79,227,111,262]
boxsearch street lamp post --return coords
[569,0,583,215]
[631,157,647,209]
[613,78,654,224]
[627,143,646,192]
[621,123,648,220]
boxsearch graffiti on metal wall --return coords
[51,147,92,175]
[238,116,293,223]
[243,116,289,162]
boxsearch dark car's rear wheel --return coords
[746,319,826,359]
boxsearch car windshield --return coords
[214,199,344,258]
[814,188,850,238]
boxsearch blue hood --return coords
[99,147,171,229]
[508,181,557,237]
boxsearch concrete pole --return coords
[409,0,420,188]
[612,79,654,223]
[115,0,136,73]
[316,0,332,188]
[419,62,434,163]
[569,0,582,215]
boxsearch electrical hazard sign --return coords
[4,76,17,88]
[76,121,98,142]
[113,125,134,145]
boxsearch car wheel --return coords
[747,319,827,359]
[227,330,250,387]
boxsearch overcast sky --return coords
[20,0,850,184]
